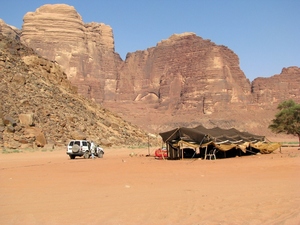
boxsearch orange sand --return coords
[0,147,299,225]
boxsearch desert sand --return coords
[0,146,299,225]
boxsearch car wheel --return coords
[69,155,75,159]
[72,144,80,153]
[83,151,90,159]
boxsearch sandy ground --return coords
[0,146,300,225]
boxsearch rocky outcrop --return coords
[22,4,253,114]
[3,3,299,138]
[116,33,251,114]
[21,4,122,103]
[251,66,300,108]
[103,33,258,132]
[0,33,157,150]
[0,19,20,40]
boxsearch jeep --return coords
[66,140,104,159]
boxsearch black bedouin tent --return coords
[159,125,281,160]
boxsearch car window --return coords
[82,141,88,146]
[69,141,74,146]
[75,141,80,146]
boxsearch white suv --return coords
[66,140,104,159]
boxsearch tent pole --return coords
[167,144,169,159]
[198,135,207,159]
[147,135,150,156]
[165,128,180,143]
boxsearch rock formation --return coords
[0,19,20,40]
[2,3,299,140]
[106,33,300,134]
[251,66,300,108]
[0,33,157,150]
[116,33,252,110]
[21,4,122,103]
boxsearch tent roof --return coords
[159,126,280,155]
[159,127,207,143]
[159,125,265,144]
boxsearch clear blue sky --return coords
[0,0,299,81]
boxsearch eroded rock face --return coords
[251,66,300,108]
[21,4,253,115]
[102,33,257,132]
[103,33,300,134]
[116,33,251,114]
[0,19,20,40]
[10,4,300,136]
[21,4,122,103]
[0,33,156,149]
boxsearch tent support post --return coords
[204,146,208,160]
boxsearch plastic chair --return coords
[205,148,217,160]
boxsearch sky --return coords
[0,0,299,81]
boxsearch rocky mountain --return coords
[21,4,122,103]
[252,66,300,107]
[1,3,299,143]
[0,33,158,150]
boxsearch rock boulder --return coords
[19,114,34,126]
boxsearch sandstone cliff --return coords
[105,33,299,135]
[3,4,299,139]
[116,33,252,111]
[251,66,300,108]
[21,4,122,103]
